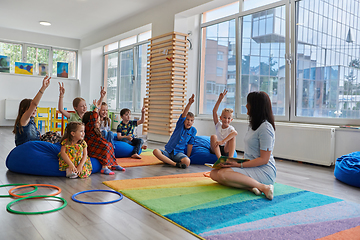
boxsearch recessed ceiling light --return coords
[39,21,51,26]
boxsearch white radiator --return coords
[271,123,337,166]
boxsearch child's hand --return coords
[215,140,223,147]
[69,165,78,174]
[41,75,51,90]
[100,86,106,99]
[219,89,228,100]
[127,136,133,141]
[141,106,146,114]
[92,99,100,111]
[188,94,195,104]
[76,164,83,174]
[58,82,65,96]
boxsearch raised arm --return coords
[137,106,146,125]
[97,86,106,106]
[20,76,51,126]
[58,82,71,119]
[213,89,227,125]
[181,94,195,118]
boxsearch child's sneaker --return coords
[101,168,115,175]
[66,168,78,179]
[111,165,125,171]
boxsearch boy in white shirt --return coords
[210,89,238,159]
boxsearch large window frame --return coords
[0,41,78,79]
[199,0,360,125]
[103,32,150,113]
[198,0,290,122]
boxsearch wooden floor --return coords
[0,126,359,240]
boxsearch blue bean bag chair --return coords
[113,135,142,158]
[188,136,237,165]
[334,152,360,188]
[6,141,102,177]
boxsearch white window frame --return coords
[0,40,78,79]
[198,0,290,122]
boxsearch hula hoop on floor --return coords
[7,195,67,215]
[8,184,61,198]
[72,189,123,204]
[0,184,38,198]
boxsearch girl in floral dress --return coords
[58,122,92,178]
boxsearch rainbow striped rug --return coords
[103,172,360,239]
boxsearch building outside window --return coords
[296,0,360,119]
[199,19,236,115]
[199,0,360,124]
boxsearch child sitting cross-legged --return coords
[83,100,125,175]
[58,122,92,178]
[210,89,238,159]
[153,94,197,169]
[117,106,147,159]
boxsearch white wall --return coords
[80,0,213,49]
[0,74,79,126]
[0,27,79,49]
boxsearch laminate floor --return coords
[0,126,359,240]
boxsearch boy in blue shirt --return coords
[153,94,197,169]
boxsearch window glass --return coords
[104,52,118,110]
[202,2,239,23]
[296,0,360,119]
[135,43,149,111]
[0,42,22,73]
[27,46,49,76]
[199,19,236,114]
[120,36,137,48]
[240,6,286,116]
[243,0,281,11]
[104,41,119,53]
[119,49,134,109]
[52,49,77,78]
[138,31,152,42]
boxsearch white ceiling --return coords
[0,0,169,40]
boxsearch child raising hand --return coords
[210,89,237,159]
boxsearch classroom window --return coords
[104,41,119,53]
[103,42,149,112]
[0,42,22,73]
[199,19,236,115]
[52,49,77,79]
[202,2,239,23]
[26,46,50,76]
[104,52,118,110]
[295,0,360,119]
[120,36,137,48]
[240,6,286,116]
